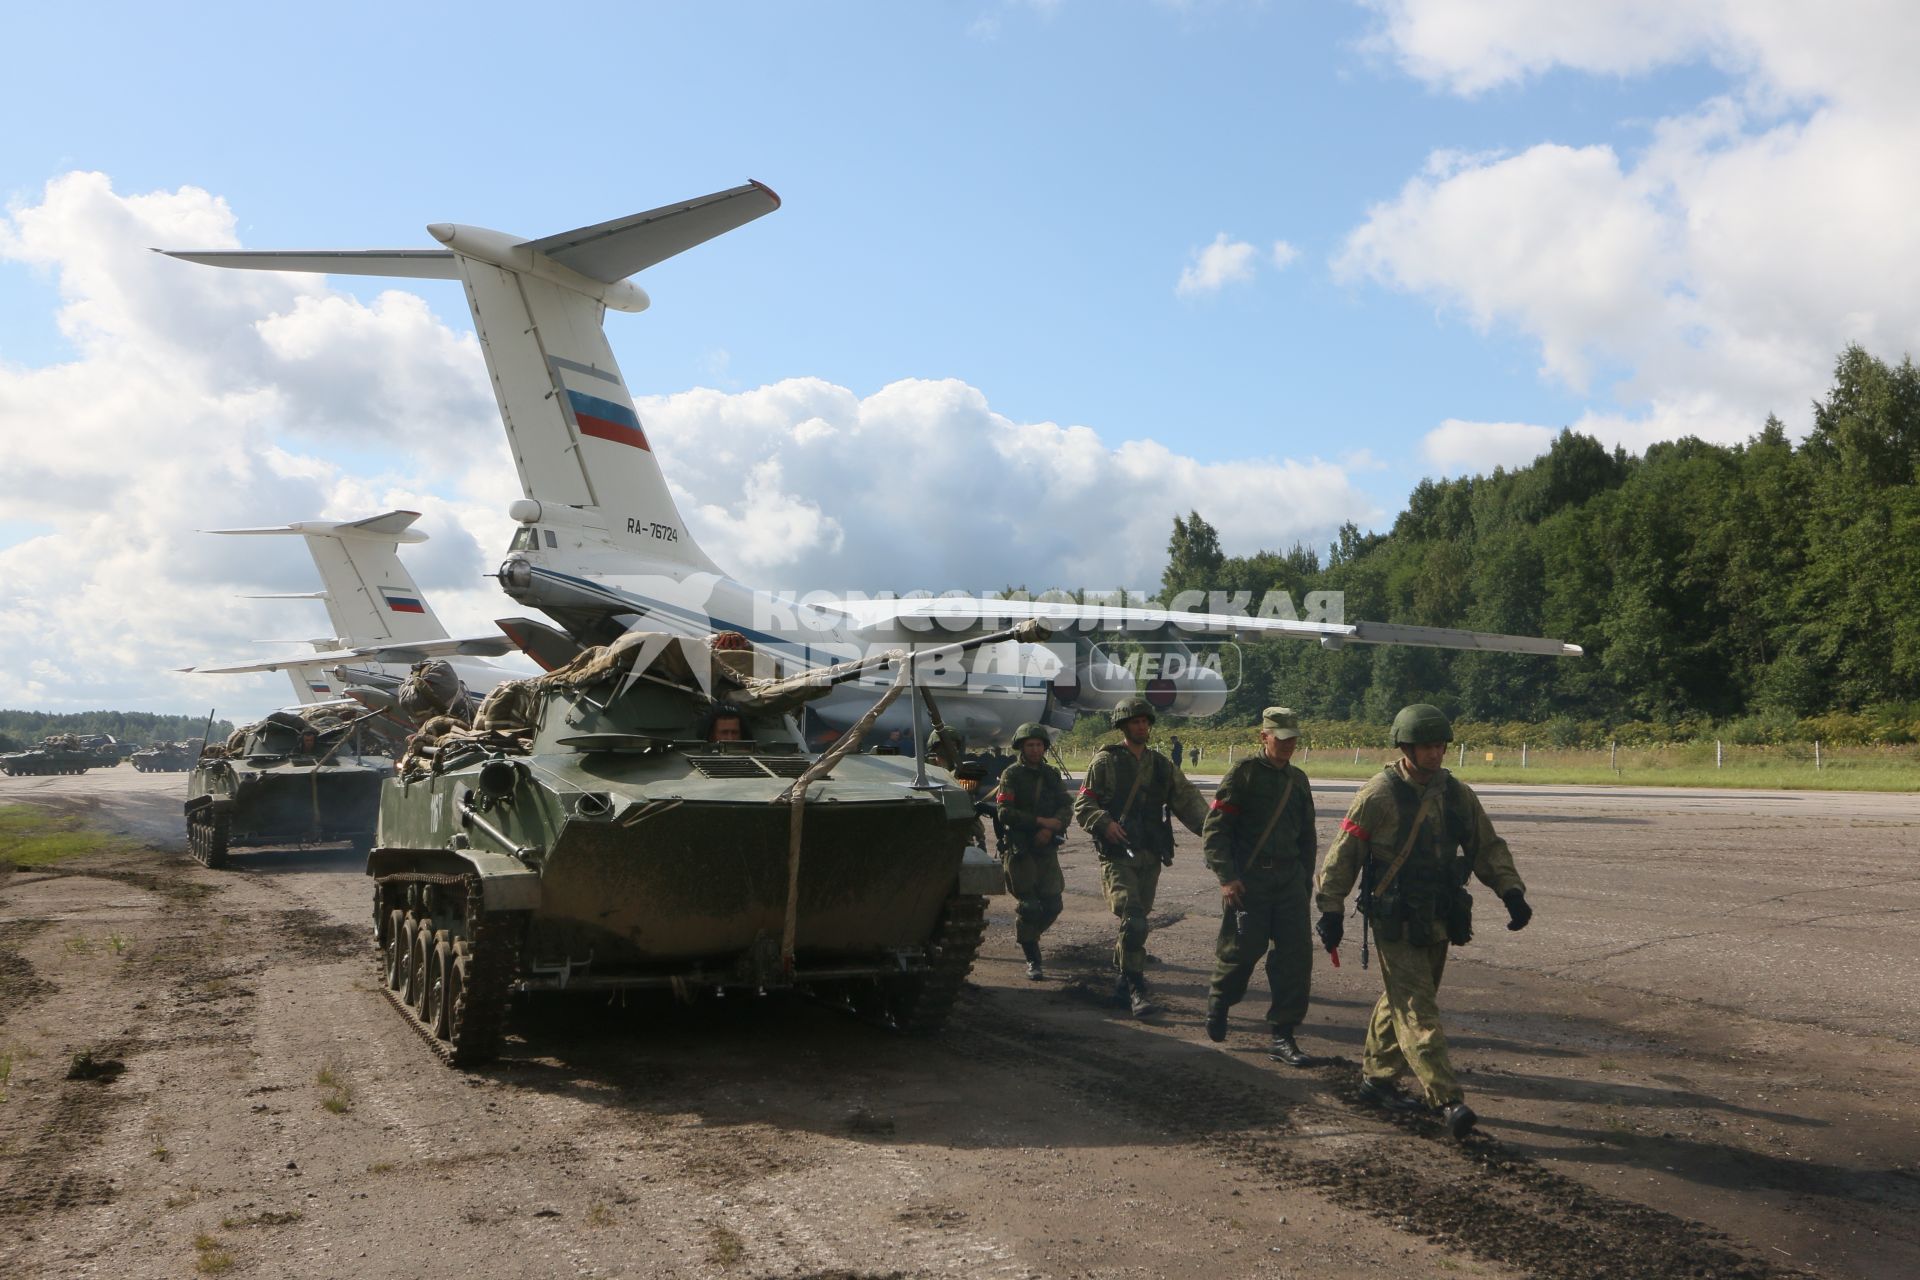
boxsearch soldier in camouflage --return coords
[1201,707,1319,1065]
[1073,698,1208,1016]
[993,722,1073,981]
[1314,704,1533,1139]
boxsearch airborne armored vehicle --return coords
[132,742,197,773]
[1,735,100,776]
[369,628,1016,1066]
[184,711,390,868]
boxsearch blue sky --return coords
[2,3,1735,512]
[3,1,1914,715]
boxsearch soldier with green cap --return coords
[926,725,965,773]
[993,721,1072,980]
[1201,706,1319,1065]
[1073,697,1208,1016]
[1314,703,1533,1139]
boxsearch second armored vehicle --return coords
[1,735,100,776]
[185,711,390,868]
[132,742,198,772]
[368,629,1011,1065]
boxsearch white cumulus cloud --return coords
[1421,419,1556,475]
[1177,233,1262,296]
[1341,4,1920,449]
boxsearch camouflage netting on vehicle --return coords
[398,659,470,727]
[396,631,863,779]
[204,709,359,760]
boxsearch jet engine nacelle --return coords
[1061,640,1229,720]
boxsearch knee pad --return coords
[1121,915,1150,949]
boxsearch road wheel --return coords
[406,917,435,1014]
[385,910,412,992]
[426,934,455,1039]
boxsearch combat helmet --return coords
[1110,697,1157,728]
[1390,703,1453,746]
[1011,722,1050,749]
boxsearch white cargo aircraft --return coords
[162,183,1581,744]
[187,510,525,710]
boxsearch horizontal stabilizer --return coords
[153,248,458,279]
[520,181,781,283]
[239,592,328,601]
[206,511,425,543]
[185,634,516,676]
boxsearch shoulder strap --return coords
[1373,776,1445,898]
[1114,750,1151,821]
[1247,768,1298,860]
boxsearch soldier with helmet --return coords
[1073,697,1208,1016]
[1314,703,1533,1138]
[993,722,1073,980]
[1201,707,1319,1065]
[926,725,965,772]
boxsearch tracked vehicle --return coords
[184,711,389,868]
[368,627,1026,1066]
[1,735,100,776]
[132,741,197,772]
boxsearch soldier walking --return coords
[1073,698,1207,1016]
[993,722,1072,980]
[1314,704,1533,1138]
[1202,707,1318,1065]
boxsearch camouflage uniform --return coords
[1316,758,1524,1108]
[994,758,1072,945]
[1203,750,1317,1030]
[1073,741,1208,977]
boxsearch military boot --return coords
[1020,940,1044,982]
[1124,973,1158,1017]
[1267,1027,1313,1067]
[1357,1075,1427,1115]
[1443,1101,1478,1139]
[1204,998,1228,1043]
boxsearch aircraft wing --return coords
[184,634,518,676]
[828,595,1583,658]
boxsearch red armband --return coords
[1339,816,1371,840]
[1209,799,1240,814]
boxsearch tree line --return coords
[0,710,237,755]
[1158,345,1920,742]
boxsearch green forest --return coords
[0,710,237,755]
[1160,346,1920,744]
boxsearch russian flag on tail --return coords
[381,587,426,614]
[551,355,649,451]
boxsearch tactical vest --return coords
[1368,771,1471,946]
[1091,747,1176,860]
[999,762,1067,856]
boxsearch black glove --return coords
[1316,911,1344,952]
[1503,889,1532,931]
[1159,850,1175,868]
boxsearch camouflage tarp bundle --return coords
[399,714,532,779]
[398,659,469,727]
[521,629,851,718]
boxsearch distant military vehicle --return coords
[132,742,197,773]
[184,711,390,868]
[74,734,124,768]
[1,735,100,776]
[368,628,1010,1066]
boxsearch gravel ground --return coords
[1,766,1915,1279]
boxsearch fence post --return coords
[1716,739,1723,769]
[1457,742,1465,768]
[1815,739,1822,771]
[1521,742,1528,769]
[1227,746,1234,767]
[1610,739,1617,771]
[1353,747,1360,765]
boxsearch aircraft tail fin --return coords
[166,183,782,578]
[208,511,449,647]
